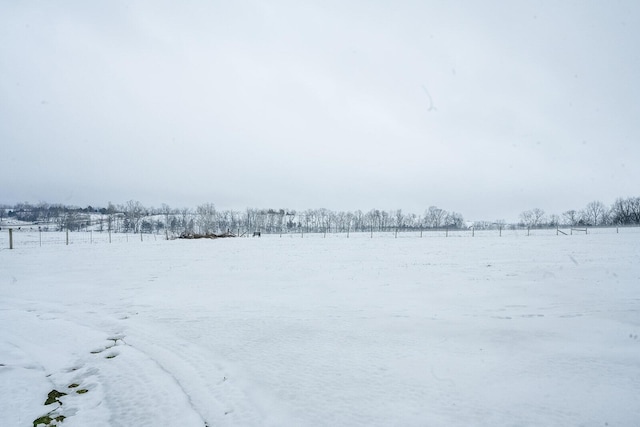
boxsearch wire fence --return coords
[270,225,640,239]
[2,225,638,249]
[0,229,167,249]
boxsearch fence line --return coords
[0,229,164,249]
[2,225,639,249]
[265,225,640,239]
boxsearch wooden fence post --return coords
[66,229,69,245]
[9,228,13,249]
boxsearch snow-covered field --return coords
[1,230,639,426]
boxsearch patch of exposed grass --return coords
[44,390,66,405]
[33,414,65,427]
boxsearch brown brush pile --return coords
[178,232,236,239]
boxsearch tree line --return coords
[518,197,640,228]
[1,196,639,235]
[0,202,464,235]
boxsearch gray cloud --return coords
[2,1,639,221]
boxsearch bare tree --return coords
[445,211,465,228]
[344,211,354,232]
[196,203,217,234]
[562,210,579,226]
[180,207,193,234]
[394,209,404,230]
[611,198,629,224]
[610,197,640,225]
[425,206,447,228]
[365,209,382,232]
[353,210,364,231]
[520,208,545,227]
[124,200,146,233]
[245,208,256,232]
[582,200,607,226]
[60,209,82,231]
[405,212,419,229]
[380,210,390,231]
[161,203,175,232]
[630,197,640,224]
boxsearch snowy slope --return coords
[1,231,639,426]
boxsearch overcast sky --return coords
[2,1,639,222]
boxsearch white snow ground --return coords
[1,230,639,426]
